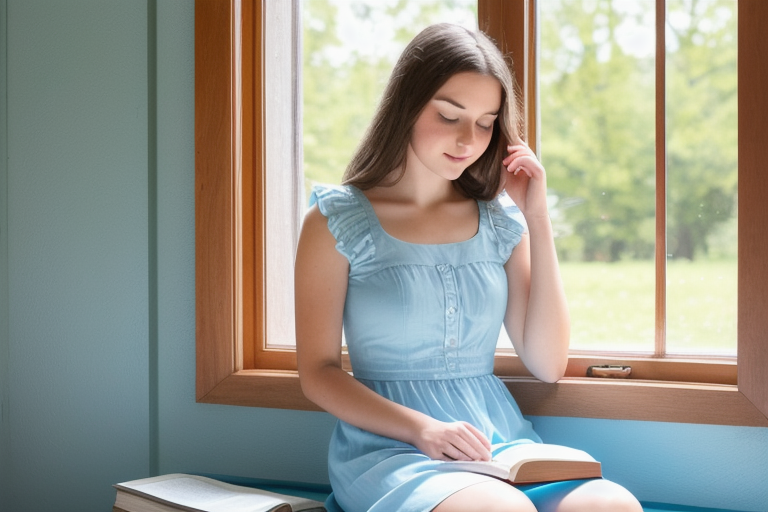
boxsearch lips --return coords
[445,153,470,163]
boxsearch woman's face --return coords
[407,72,502,182]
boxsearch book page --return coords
[117,475,322,512]
[494,443,596,468]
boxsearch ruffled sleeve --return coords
[486,192,527,262]
[309,185,376,267]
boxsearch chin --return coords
[445,171,466,183]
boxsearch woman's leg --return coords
[525,478,643,512]
[433,479,538,512]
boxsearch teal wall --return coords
[0,2,765,512]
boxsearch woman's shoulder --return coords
[309,184,360,214]
[308,184,376,266]
[309,184,369,232]
[484,192,527,260]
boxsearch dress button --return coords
[448,338,457,347]
[447,306,456,315]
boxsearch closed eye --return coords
[479,114,498,131]
[439,113,459,123]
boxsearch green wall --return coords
[0,1,765,512]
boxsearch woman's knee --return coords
[581,491,643,512]
[433,479,537,512]
[552,479,643,512]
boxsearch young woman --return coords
[294,23,642,512]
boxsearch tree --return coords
[540,0,737,262]
[665,0,737,260]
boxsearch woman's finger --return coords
[452,424,492,461]
[504,147,538,166]
[443,437,483,462]
[464,422,492,451]
[505,160,536,178]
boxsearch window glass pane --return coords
[301,0,478,196]
[665,0,737,356]
[539,0,657,352]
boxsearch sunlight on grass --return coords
[666,260,737,355]
[559,260,736,356]
[561,261,655,353]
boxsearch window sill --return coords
[195,369,768,427]
[505,377,767,426]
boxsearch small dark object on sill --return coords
[586,365,632,378]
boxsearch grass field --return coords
[558,260,737,356]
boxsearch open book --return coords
[437,443,602,484]
[113,474,326,512]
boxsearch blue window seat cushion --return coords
[200,474,749,512]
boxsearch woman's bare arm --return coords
[502,144,570,383]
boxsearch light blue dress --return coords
[311,185,584,512]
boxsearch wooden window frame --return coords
[195,0,768,426]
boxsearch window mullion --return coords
[655,0,667,358]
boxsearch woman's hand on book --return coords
[412,419,492,462]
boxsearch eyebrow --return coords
[434,96,499,116]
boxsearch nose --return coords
[456,123,476,149]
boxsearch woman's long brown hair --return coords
[342,23,522,201]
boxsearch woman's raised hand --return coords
[501,142,549,219]
[412,418,492,462]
